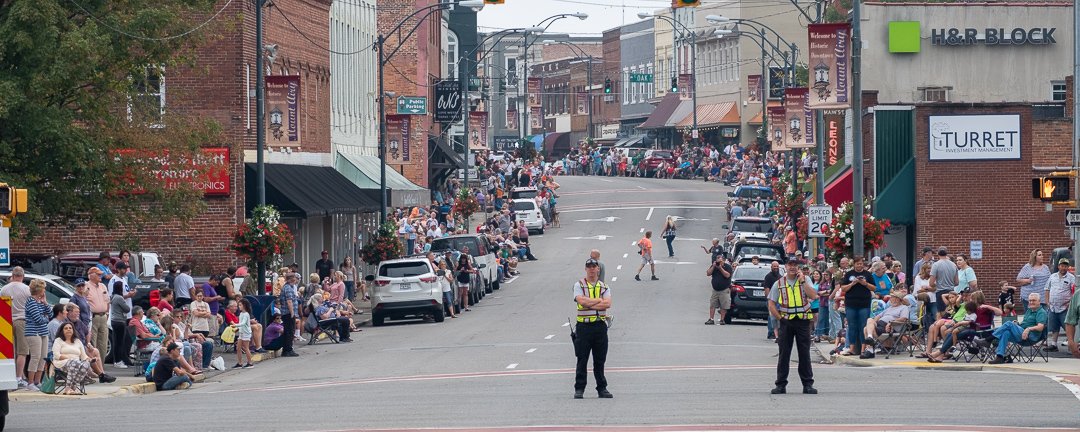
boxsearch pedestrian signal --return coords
[1032,176,1071,202]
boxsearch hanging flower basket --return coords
[360,221,405,265]
[771,173,804,225]
[453,189,481,219]
[820,200,891,260]
[229,205,294,269]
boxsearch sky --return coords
[475,0,675,36]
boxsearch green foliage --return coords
[515,141,537,161]
[360,221,404,265]
[0,0,226,238]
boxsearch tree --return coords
[0,0,226,238]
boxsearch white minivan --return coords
[512,199,545,234]
[365,257,444,326]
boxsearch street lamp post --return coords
[375,0,487,225]
[519,13,588,142]
[255,0,267,292]
[852,0,865,257]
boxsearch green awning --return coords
[335,152,430,208]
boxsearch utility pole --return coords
[462,57,471,231]
[1073,0,1080,269]
[851,0,865,258]
[255,0,267,292]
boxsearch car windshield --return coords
[732,267,773,283]
[732,221,772,233]
[429,238,484,257]
[736,188,772,199]
[736,244,784,258]
[649,151,672,159]
[512,201,535,212]
[379,262,431,278]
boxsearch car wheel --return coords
[538,227,544,235]
[492,280,500,290]
[433,306,445,323]
[723,311,734,325]
[485,281,493,294]
[372,312,385,327]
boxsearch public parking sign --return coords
[396,97,427,115]
[807,205,833,238]
[0,227,9,266]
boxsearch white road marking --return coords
[653,261,699,265]
[599,179,614,183]
[564,235,611,240]
[622,253,628,258]
[506,363,518,369]
[544,334,555,340]
[560,206,728,214]
[1050,375,1080,403]
[672,216,710,221]
[631,241,638,246]
[645,207,654,221]
[575,216,620,222]
[637,185,647,190]
[526,348,537,353]
[674,237,708,241]
[562,322,570,327]
[611,277,618,282]
[639,228,644,233]
[616,265,623,270]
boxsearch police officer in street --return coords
[767,259,819,395]
[573,258,613,399]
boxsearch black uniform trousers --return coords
[574,320,608,391]
[775,316,814,388]
[281,313,296,354]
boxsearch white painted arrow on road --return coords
[672,216,710,221]
[653,261,699,265]
[674,237,708,242]
[575,216,621,222]
[564,235,612,240]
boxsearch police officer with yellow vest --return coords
[573,258,613,399]
[767,259,819,395]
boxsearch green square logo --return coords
[889,21,921,53]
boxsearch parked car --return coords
[728,239,787,264]
[0,270,75,306]
[642,149,675,177]
[727,263,785,324]
[56,251,162,284]
[429,234,499,292]
[727,185,773,201]
[723,216,776,243]
[510,186,538,200]
[365,257,445,326]
[511,199,545,234]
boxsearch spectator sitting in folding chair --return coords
[311,293,353,343]
[859,291,910,359]
[989,293,1048,364]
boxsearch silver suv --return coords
[365,257,444,326]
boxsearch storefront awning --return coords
[748,101,782,125]
[543,132,571,155]
[678,102,740,128]
[636,93,682,129]
[615,135,646,147]
[665,100,695,128]
[245,163,380,218]
[335,153,431,208]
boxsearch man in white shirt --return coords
[1045,258,1076,350]
[173,264,196,308]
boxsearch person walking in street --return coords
[768,259,818,395]
[705,254,733,325]
[661,216,677,258]
[634,231,658,281]
[1016,249,1051,306]
[590,249,605,282]
[573,258,612,399]
[1044,258,1075,351]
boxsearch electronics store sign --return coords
[929,114,1020,161]
[931,27,1057,46]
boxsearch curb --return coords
[832,353,983,372]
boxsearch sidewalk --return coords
[11,314,372,402]
[821,341,1080,376]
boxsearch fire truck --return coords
[0,296,16,429]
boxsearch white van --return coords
[429,234,498,291]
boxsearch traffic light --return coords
[0,183,27,217]
[1032,176,1071,202]
[484,0,505,4]
[603,79,612,94]
[0,185,8,215]
[672,0,701,8]
[670,77,678,93]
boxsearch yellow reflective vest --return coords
[576,279,608,323]
[776,276,813,320]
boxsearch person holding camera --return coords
[705,255,733,325]
[767,259,819,395]
[839,257,875,357]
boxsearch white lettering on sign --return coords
[808,205,832,238]
[969,240,983,260]
[929,115,1021,161]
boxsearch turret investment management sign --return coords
[928,114,1020,161]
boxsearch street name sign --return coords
[397,97,427,115]
[808,205,832,238]
[629,73,653,83]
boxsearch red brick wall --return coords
[914,103,1072,302]
[597,28,621,129]
[378,0,438,187]
[13,0,333,275]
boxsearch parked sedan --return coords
[0,270,75,305]
[726,263,784,324]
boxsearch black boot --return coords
[770,386,786,394]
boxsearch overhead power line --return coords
[65,0,234,41]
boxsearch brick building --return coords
[593,26,621,145]
[14,0,380,275]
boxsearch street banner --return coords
[768,106,788,152]
[527,78,541,108]
[506,108,518,130]
[808,23,852,109]
[468,111,489,151]
[266,75,301,146]
[823,109,846,168]
[747,74,762,102]
[385,114,412,165]
[529,106,542,131]
[434,80,462,123]
[784,88,815,149]
[576,92,588,115]
[678,73,692,101]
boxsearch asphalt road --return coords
[9,175,1080,431]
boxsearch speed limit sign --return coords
[807,205,832,238]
